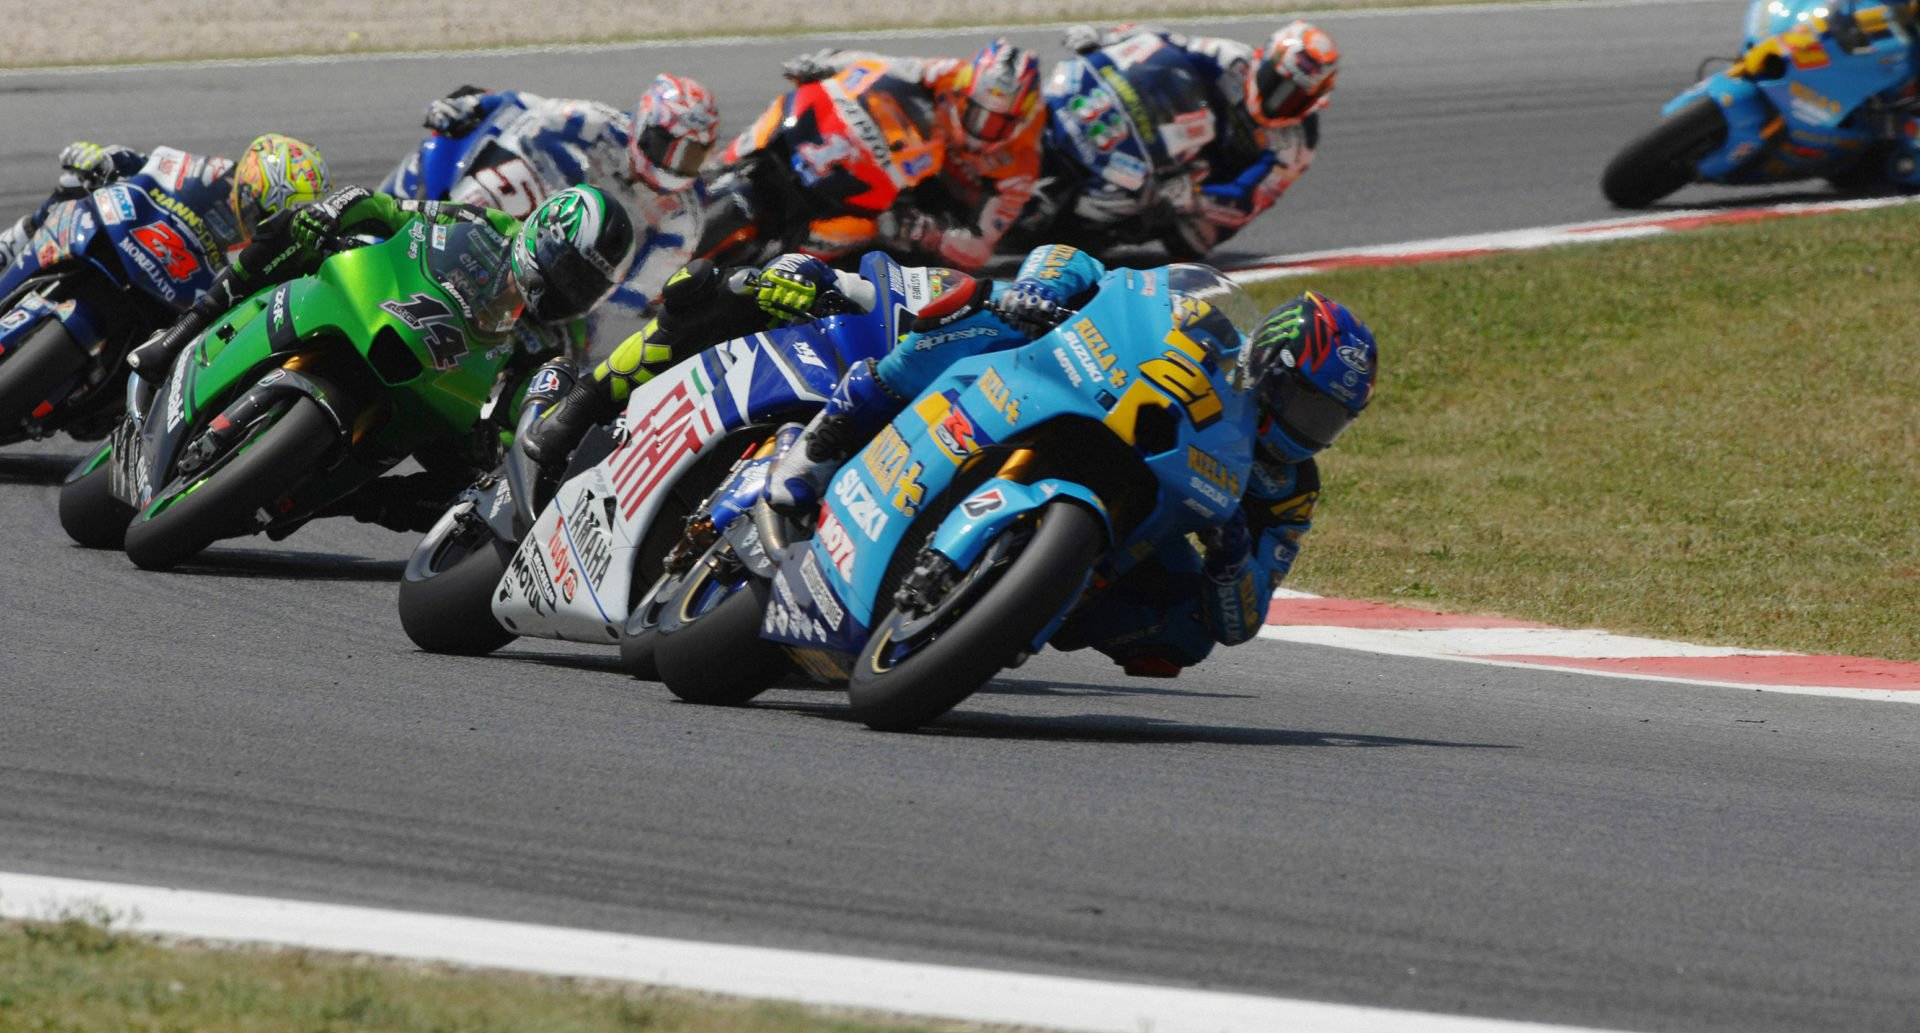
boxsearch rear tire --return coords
[849,502,1102,732]
[398,526,516,655]
[1601,97,1729,208]
[58,457,134,549]
[124,397,337,571]
[653,561,788,705]
[0,319,88,433]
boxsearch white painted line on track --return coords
[0,0,1723,77]
[1263,624,1794,660]
[0,871,1632,1033]
[1226,196,1919,285]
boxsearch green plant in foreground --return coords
[0,916,974,1033]
[1247,205,1920,660]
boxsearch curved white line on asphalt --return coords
[0,871,1629,1033]
[0,0,1725,78]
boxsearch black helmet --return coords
[511,186,637,323]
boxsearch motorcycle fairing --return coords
[92,179,220,311]
[490,251,917,643]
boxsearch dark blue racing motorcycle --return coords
[0,148,224,444]
[1602,0,1920,207]
[1008,37,1219,258]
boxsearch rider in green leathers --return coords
[127,184,637,529]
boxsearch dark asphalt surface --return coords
[4,4,1920,1032]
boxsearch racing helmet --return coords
[1239,290,1375,463]
[629,74,720,191]
[229,134,330,241]
[1247,21,1339,127]
[1166,264,1260,361]
[511,186,638,323]
[952,38,1041,149]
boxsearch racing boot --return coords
[766,358,902,514]
[520,367,615,469]
[518,262,730,468]
[1886,113,1920,187]
[127,266,242,384]
[127,307,216,385]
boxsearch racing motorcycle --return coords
[696,61,944,266]
[1601,0,1919,207]
[394,251,927,665]
[380,94,572,220]
[0,148,227,447]
[646,264,1262,731]
[58,214,534,566]
[1005,35,1219,259]
[379,92,671,315]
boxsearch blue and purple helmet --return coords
[1238,290,1376,463]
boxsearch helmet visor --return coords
[961,98,1021,142]
[523,235,617,323]
[1254,59,1324,124]
[1265,372,1358,451]
[639,125,711,179]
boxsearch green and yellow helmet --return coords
[511,186,637,323]
[230,134,329,241]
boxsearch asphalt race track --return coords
[3,3,1919,1031]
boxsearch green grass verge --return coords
[0,913,989,1033]
[1249,204,1920,661]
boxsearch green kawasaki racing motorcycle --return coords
[59,215,535,569]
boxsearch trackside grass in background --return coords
[0,914,996,1033]
[1249,205,1920,661]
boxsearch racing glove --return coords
[752,254,834,321]
[782,48,843,84]
[1062,24,1102,54]
[991,281,1070,337]
[1199,509,1253,585]
[423,85,491,136]
[877,209,948,256]
[290,185,374,254]
[58,142,130,191]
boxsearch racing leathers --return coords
[786,51,1044,270]
[517,252,869,467]
[0,144,242,284]
[764,242,1311,675]
[390,87,703,318]
[1068,26,1319,255]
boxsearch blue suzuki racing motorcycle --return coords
[0,148,223,444]
[1602,0,1920,207]
[648,263,1262,731]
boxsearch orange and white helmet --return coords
[629,74,720,191]
[1247,21,1339,127]
[951,38,1041,150]
[229,134,329,241]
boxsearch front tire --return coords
[0,319,88,434]
[849,501,1102,732]
[398,520,516,655]
[652,557,789,705]
[1601,96,1729,208]
[123,397,337,571]
[58,456,134,549]
[619,571,671,681]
